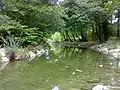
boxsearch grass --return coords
[0,33,22,61]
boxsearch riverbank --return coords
[0,45,45,64]
[59,39,120,59]
[1,38,119,64]
[91,38,120,58]
[59,41,96,48]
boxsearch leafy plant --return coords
[0,33,22,61]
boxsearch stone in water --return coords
[92,84,109,90]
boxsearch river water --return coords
[0,46,120,90]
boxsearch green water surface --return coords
[0,47,120,90]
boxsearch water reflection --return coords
[0,62,9,70]
[45,50,50,60]
[51,46,87,60]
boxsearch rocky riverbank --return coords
[0,46,45,64]
[90,39,120,90]
[91,39,120,58]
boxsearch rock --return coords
[102,48,108,54]
[99,65,104,68]
[40,49,45,53]
[36,50,45,57]
[26,51,36,61]
[92,85,109,90]
[109,63,113,65]
[0,48,9,63]
[36,50,42,56]
[27,51,36,58]
[110,49,120,52]
[112,53,119,58]
[0,48,6,57]
[52,85,60,90]
[108,49,120,58]
[14,54,25,60]
[0,57,9,63]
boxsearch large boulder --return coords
[0,48,6,57]
[0,57,9,63]
[0,48,9,63]
[92,85,109,90]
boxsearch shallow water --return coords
[0,47,120,90]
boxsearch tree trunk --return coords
[95,21,101,42]
[102,20,109,42]
[92,23,96,41]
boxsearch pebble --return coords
[99,65,103,67]
[72,72,75,75]
[92,84,109,90]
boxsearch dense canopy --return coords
[0,0,120,45]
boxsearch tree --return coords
[62,0,110,42]
[1,0,65,44]
[105,0,120,38]
[62,0,90,41]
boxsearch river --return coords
[0,46,120,90]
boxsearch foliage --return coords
[0,34,21,49]
[61,0,110,42]
[47,32,63,43]
[0,0,119,46]
[4,0,65,32]
[61,0,89,41]
[0,13,42,45]
[105,0,120,13]
[0,33,22,61]
[104,0,120,38]
[0,0,66,45]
